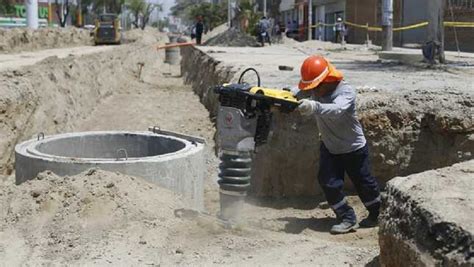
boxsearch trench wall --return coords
[379,160,473,266]
[0,34,167,175]
[181,46,474,197]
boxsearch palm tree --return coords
[236,0,260,34]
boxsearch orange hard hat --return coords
[298,55,343,90]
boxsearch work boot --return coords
[359,213,379,228]
[330,220,359,235]
[360,202,380,228]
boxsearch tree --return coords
[154,17,169,31]
[128,0,160,30]
[141,2,160,30]
[81,0,125,15]
[55,0,71,27]
[128,0,144,28]
[0,0,14,16]
[171,0,206,25]
[269,0,281,19]
[237,0,261,34]
[188,2,227,31]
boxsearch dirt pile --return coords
[0,27,93,53]
[202,23,228,42]
[204,28,259,47]
[0,169,184,264]
[0,31,167,175]
[122,28,163,44]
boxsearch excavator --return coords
[94,14,121,45]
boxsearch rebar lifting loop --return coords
[116,148,128,161]
[152,126,161,134]
[37,132,45,141]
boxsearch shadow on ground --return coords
[246,196,327,210]
[277,216,338,233]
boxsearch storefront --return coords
[0,0,50,27]
[0,0,82,28]
[295,0,308,40]
[314,0,346,42]
[280,0,346,41]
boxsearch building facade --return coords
[278,0,346,41]
[278,0,474,52]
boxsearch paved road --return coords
[199,44,474,93]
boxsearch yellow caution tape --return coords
[393,21,429,31]
[444,21,474,27]
[308,21,474,31]
[310,23,335,28]
[344,21,382,31]
[344,21,429,32]
[368,26,383,32]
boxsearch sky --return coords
[158,0,175,18]
[148,0,175,23]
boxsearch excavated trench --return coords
[181,45,474,266]
[181,46,474,197]
[0,32,208,209]
[1,30,472,265]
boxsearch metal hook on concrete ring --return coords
[37,132,45,141]
[116,148,128,161]
[152,126,161,134]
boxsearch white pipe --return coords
[26,0,39,29]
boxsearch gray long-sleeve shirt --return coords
[312,81,366,154]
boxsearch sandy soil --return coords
[0,27,93,54]
[72,65,380,266]
[0,30,168,175]
[0,170,184,265]
[0,46,115,72]
[0,31,380,265]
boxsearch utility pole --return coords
[77,0,82,27]
[308,0,312,40]
[48,0,52,26]
[228,0,231,27]
[427,0,446,63]
[263,0,267,17]
[26,0,39,29]
[381,0,393,51]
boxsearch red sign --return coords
[225,113,233,126]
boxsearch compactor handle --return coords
[238,68,261,87]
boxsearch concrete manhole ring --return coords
[15,130,206,210]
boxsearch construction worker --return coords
[194,16,204,45]
[335,17,346,43]
[296,55,381,234]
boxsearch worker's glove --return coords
[297,99,318,116]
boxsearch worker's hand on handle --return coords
[297,99,318,116]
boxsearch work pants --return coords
[318,143,381,223]
[196,34,202,45]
